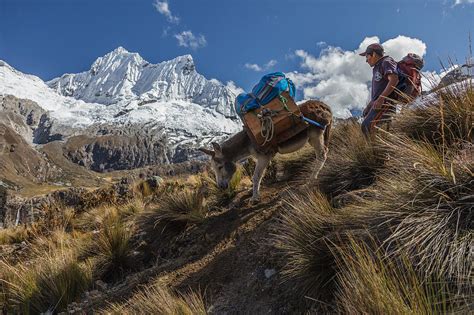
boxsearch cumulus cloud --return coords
[453,0,474,5]
[288,35,428,118]
[174,31,207,50]
[226,81,245,96]
[245,59,277,72]
[153,0,180,24]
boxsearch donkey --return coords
[199,100,333,202]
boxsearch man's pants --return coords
[361,104,395,136]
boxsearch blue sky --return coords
[0,0,473,116]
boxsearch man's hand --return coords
[372,97,384,110]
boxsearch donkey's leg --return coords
[251,154,273,202]
[308,128,328,180]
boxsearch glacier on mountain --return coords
[47,47,237,118]
[0,48,242,156]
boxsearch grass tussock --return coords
[360,135,474,291]
[275,189,349,298]
[316,121,386,198]
[30,229,91,258]
[206,167,243,207]
[393,83,473,146]
[0,225,31,245]
[75,198,144,232]
[75,201,139,281]
[89,214,135,281]
[276,136,472,303]
[105,285,206,315]
[137,188,208,241]
[334,238,465,314]
[0,246,92,314]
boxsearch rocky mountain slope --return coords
[0,48,241,174]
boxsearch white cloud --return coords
[153,0,180,24]
[174,31,207,50]
[245,59,277,72]
[245,63,263,72]
[266,59,277,68]
[290,35,428,118]
[226,81,245,96]
[454,0,474,5]
[382,36,426,61]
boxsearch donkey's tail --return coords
[324,122,331,148]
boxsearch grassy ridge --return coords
[276,84,473,312]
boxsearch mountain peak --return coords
[172,54,193,62]
[112,46,129,54]
[99,46,142,62]
[46,50,238,117]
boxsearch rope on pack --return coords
[258,108,276,146]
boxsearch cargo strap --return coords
[301,116,326,130]
[280,94,326,130]
[279,94,290,111]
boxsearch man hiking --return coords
[360,43,399,136]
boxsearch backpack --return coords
[235,72,295,116]
[396,53,424,99]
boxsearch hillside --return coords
[0,81,472,313]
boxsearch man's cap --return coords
[359,43,384,56]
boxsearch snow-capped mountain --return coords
[47,47,236,117]
[0,48,242,169]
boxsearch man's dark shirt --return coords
[371,55,398,102]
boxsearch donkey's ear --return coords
[211,142,222,153]
[198,147,215,157]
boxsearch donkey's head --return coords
[199,142,237,189]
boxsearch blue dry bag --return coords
[235,72,296,116]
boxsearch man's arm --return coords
[373,74,399,109]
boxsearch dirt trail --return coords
[74,182,308,313]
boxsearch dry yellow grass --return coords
[316,121,386,199]
[334,238,462,314]
[1,242,92,313]
[104,285,206,315]
[88,214,135,281]
[275,85,473,307]
[0,225,31,245]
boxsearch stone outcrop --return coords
[0,95,47,143]
[62,123,170,172]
